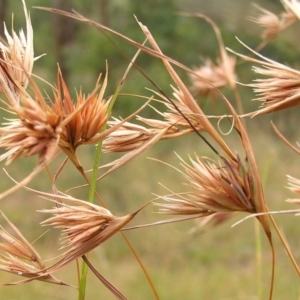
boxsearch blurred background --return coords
[0,0,299,299]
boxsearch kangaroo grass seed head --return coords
[52,68,110,150]
[0,66,111,167]
[190,56,236,97]
[0,211,66,286]
[0,91,62,165]
[157,86,206,130]
[250,3,296,42]
[38,197,141,271]
[155,154,256,218]
[103,118,171,152]
[0,0,41,105]
[103,86,205,153]
[228,39,300,116]
[250,62,300,115]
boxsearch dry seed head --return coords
[0,0,38,105]
[103,87,204,153]
[160,86,206,129]
[0,92,62,165]
[51,70,110,152]
[0,68,110,166]
[0,211,65,285]
[189,57,236,97]
[40,198,137,269]
[156,154,255,217]
[250,4,297,41]
[251,62,300,114]
[103,117,192,153]
[228,40,300,116]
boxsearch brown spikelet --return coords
[38,197,141,272]
[0,0,42,105]
[52,68,110,149]
[228,39,300,117]
[0,91,61,165]
[250,3,297,42]
[103,87,204,153]
[155,154,255,216]
[0,211,67,286]
[190,56,236,98]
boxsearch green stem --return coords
[78,141,103,300]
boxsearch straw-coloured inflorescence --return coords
[38,196,143,272]
[0,90,62,165]
[51,69,111,166]
[228,40,300,117]
[0,211,66,286]
[0,0,39,105]
[250,3,297,42]
[190,56,236,97]
[155,154,255,217]
[0,68,111,163]
[103,87,204,153]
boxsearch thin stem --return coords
[270,215,300,277]
[268,234,275,300]
[254,219,263,299]
[232,86,244,119]
[82,255,127,300]
[119,231,160,300]
[78,141,103,300]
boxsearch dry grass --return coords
[0,1,300,299]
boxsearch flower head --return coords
[228,39,300,116]
[156,154,255,217]
[103,87,205,153]
[190,56,236,97]
[39,196,140,271]
[250,3,297,42]
[0,90,62,165]
[0,0,39,105]
[52,70,110,150]
[0,211,65,285]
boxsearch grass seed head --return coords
[189,56,236,97]
[39,198,138,270]
[50,69,110,165]
[250,3,297,41]
[0,211,66,285]
[0,0,37,105]
[250,60,300,115]
[103,87,204,153]
[228,40,300,116]
[156,154,255,217]
[0,91,62,165]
